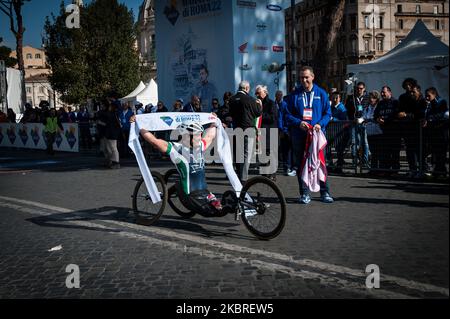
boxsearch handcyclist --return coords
[130,115,223,214]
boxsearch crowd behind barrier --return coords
[325,120,449,177]
[1,76,448,180]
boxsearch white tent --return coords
[347,20,449,101]
[134,78,158,107]
[120,81,146,103]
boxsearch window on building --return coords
[435,20,440,30]
[350,15,357,30]
[341,15,346,31]
[39,87,45,94]
[350,36,357,54]
[416,5,421,14]
[379,16,383,29]
[311,27,315,42]
[364,16,370,29]
[35,53,41,59]
[434,6,439,15]
[377,38,384,51]
[26,87,31,94]
[26,53,32,59]
[364,39,370,53]
[305,29,309,43]
[397,5,402,13]
[399,19,404,29]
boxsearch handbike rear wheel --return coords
[132,172,167,225]
[239,176,286,240]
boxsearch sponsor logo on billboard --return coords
[266,4,283,11]
[239,64,252,71]
[273,45,284,52]
[164,2,180,26]
[237,0,256,9]
[253,45,269,51]
[238,42,249,53]
[256,21,267,32]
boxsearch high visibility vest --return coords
[45,117,59,133]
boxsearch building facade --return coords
[285,0,449,92]
[10,46,69,109]
[137,0,157,80]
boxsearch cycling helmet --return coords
[178,120,204,135]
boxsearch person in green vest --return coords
[43,108,63,155]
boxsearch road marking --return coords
[0,195,448,298]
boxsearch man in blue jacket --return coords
[285,66,334,204]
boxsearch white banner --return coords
[0,123,79,152]
[129,113,243,204]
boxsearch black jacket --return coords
[398,92,426,121]
[105,111,122,140]
[374,98,399,124]
[261,96,278,129]
[345,93,370,120]
[229,91,262,129]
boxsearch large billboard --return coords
[155,0,286,112]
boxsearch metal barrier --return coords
[325,120,449,177]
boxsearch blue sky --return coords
[0,0,142,49]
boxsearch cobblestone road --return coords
[0,150,448,299]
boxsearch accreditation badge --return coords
[303,108,313,121]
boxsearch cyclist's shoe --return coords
[320,192,334,204]
[299,194,311,204]
[207,193,223,211]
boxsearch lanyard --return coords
[356,95,364,105]
[302,91,314,109]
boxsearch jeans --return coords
[352,124,370,166]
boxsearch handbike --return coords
[132,169,286,240]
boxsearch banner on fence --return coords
[0,123,79,152]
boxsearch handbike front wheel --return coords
[132,172,167,225]
[239,176,286,240]
[165,169,196,219]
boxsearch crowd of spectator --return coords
[2,74,448,180]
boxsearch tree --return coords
[0,45,18,67]
[0,0,30,110]
[310,0,346,89]
[44,0,140,104]
[0,0,30,72]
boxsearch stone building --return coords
[137,0,157,80]
[10,46,68,109]
[285,0,449,92]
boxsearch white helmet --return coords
[178,120,204,135]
